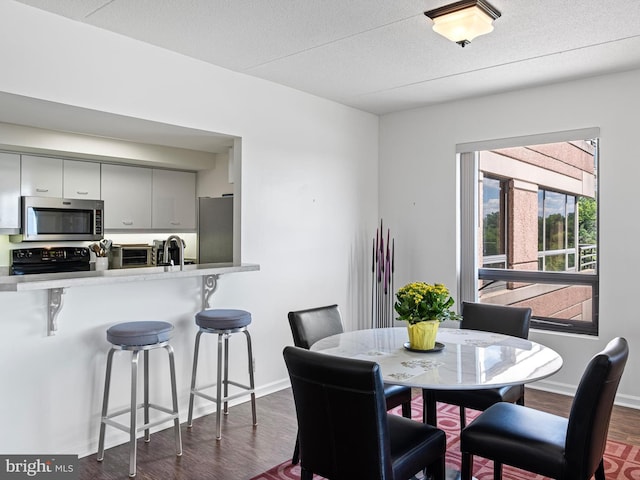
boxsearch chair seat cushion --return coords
[107,321,174,346]
[388,415,446,480]
[434,384,524,411]
[196,309,252,330]
[461,402,568,478]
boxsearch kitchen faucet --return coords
[164,235,185,271]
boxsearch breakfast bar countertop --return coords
[0,262,260,292]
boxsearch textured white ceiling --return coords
[13,0,640,114]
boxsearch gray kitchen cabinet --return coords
[101,164,152,229]
[63,160,101,199]
[152,169,196,230]
[0,152,21,232]
[21,155,63,197]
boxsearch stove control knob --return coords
[16,251,25,259]
[26,251,33,258]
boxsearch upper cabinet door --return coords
[0,152,21,230]
[63,160,101,199]
[152,169,196,230]
[101,164,152,230]
[21,155,63,198]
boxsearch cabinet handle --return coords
[36,188,49,193]
[170,221,181,226]
[76,191,89,195]
[122,221,134,226]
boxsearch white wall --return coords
[0,2,378,456]
[380,68,640,407]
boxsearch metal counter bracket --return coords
[201,274,219,310]
[48,288,65,336]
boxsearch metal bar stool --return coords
[97,321,182,478]
[187,309,257,440]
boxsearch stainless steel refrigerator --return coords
[197,196,234,264]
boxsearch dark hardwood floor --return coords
[79,387,640,479]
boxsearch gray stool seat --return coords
[188,308,257,440]
[196,309,251,330]
[107,321,174,346]
[97,321,182,478]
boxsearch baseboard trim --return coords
[528,380,640,410]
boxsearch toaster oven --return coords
[110,245,153,269]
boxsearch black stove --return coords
[11,247,91,275]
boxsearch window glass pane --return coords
[482,177,504,256]
[538,190,544,251]
[544,191,566,251]
[483,261,506,269]
[578,196,598,248]
[545,254,566,272]
[478,281,594,324]
[567,196,576,248]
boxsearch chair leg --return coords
[493,461,502,480]
[461,452,473,480]
[244,329,257,426]
[301,468,314,480]
[216,332,224,440]
[401,400,411,419]
[97,348,116,462]
[144,350,150,442]
[223,333,230,415]
[187,330,203,428]
[460,406,467,428]
[166,344,183,457]
[422,389,437,425]
[291,434,300,465]
[595,459,605,480]
[128,350,140,478]
[429,455,445,480]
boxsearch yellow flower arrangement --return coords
[394,281,461,324]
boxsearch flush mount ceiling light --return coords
[424,0,501,47]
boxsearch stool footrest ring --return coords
[102,403,179,434]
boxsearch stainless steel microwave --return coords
[12,196,104,242]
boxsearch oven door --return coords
[11,262,91,275]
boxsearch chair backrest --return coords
[461,302,531,339]
[283,346,393,480]
[565,337,629,478]
[288,304,344,349]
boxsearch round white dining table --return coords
[310,327,563,480]
[310,326,563,390]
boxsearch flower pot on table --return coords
[407,320,439,350]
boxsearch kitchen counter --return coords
[0,262,260,335]
[0,262,259,291]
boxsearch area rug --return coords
[250,397,640,480]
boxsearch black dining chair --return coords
[287,304,413,464]
[283,346,446,480]
[422,301,532,427]
[460,336,628,480]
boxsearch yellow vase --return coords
[407,320,439,350]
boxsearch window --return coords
[482,177,507,268]
[538,189,576,272]
[460,130,599,335]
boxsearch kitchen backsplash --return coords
[0,233,197,268]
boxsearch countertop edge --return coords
[0,263,260,291]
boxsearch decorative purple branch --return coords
[371,220,395,328]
